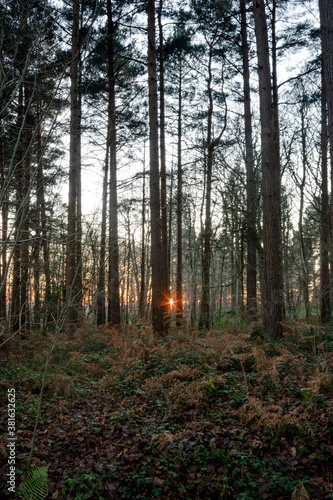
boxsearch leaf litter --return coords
[0,321,332,498]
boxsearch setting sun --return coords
[169,299,174,307]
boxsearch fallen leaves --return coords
[0,324,332,498]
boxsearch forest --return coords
[0,0,333,498]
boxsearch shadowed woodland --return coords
[0,0,333,498]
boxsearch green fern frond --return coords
[20,466,48,500]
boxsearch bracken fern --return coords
[20,466,48,500]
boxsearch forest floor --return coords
[0,316,333,499]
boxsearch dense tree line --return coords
[0,0,330,341]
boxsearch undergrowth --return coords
[0,320,332,499]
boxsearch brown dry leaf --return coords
[163,370,182,382]
[46,373,75,397]
[204,332,250,355]
[151,430,175,451]
[238,397,283,429]
[309,477,333,493]
[292,482,309,500]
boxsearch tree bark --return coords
[147,0,168,335]
[240,0,257,318]
[0,102,7,323]
[19,81,31,331]
[66,0,82,336]
[319,0,332,323]
[97,139,109,325]
[158,0,170,327]
[199,48,213,329]
[252,0,283,340]
[299,98,310,320]
[139,152,147,319]
[35,103,50,327]
[176,59,183,326]
[107,0,121,326]
[320,68,331,323]
[11,83,24,333]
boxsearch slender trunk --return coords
[158,0,170,322]
[66,0,81,335]
[107,0,121,325]
[168,164,173,280]
[131,235,139,311]
[282,210,291,316]
[239,226,245,310]
[139,153,146,319]
[97,141,109,325]
[125,218,131,324]
[188,210,197,327]
[11,83,24,333]
[176,60,183,326]
[253,0,283,340]
[35,105,50,326]
[19,81,31,331]
[231,219,236,310]
[320,69,331,323]
[319,0,332,322]
[12,13,32,333]
[199,49,213,329]
[0,16,6,323]
[299,100,310,319]
[240,0,257,317]
[191,226,198,328]
[145,228,151,319]
[0,108,7,322]
[219,253,225,316]
[147,0,167,335]
[76,89,83,312]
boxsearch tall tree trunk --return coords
[139,153,146,319]
[199,44,226,328]
[299,99,310,320]
[252,0,283,340]
[35,104,50,327]
[282,208,291,317]
[319,0,332,323]
[11,10,33,333]
[0,104,7,323]
[0,16,6,324]
[125,216,131,324]
[66,0,81,335]
[147,0,168,335]
[176,60,183,326]
[188,207,197,328]
[11,83,24,333]
[320,69,331,323]
[107,0,121,325]
[20,81,31,331]
[168,164,174,280]
[0,19,6,323]
[76,82,83,311]
[199,49,213,329]
[97,141,109,325]
[240,0,257,318]
[158,0,170,325]
[271,0,284,321]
